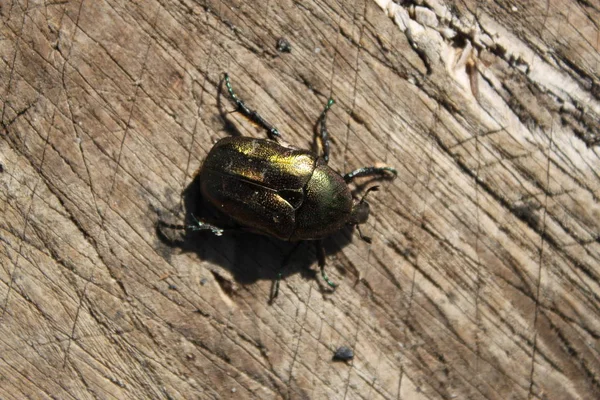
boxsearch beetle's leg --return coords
[223,73,282,141]
[343,166,397,183]
[315,98,335,163]
[316,240,337,289]
[356,225,372,244]
[270,274,281,303]
[269,242,303,303]
[353,186,380,243]
[156,219,225,237]
[188,214,225,236]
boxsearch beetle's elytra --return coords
[189,73,396,300]
[200,136,364,241]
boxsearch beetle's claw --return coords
[356,224,372,244]
[188,214,224,236]
[187,225,224,236]
[321,267,338,289]
[385,167,398,179]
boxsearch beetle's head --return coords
[349,186,379,243]
[349,201,370,225]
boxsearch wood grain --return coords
[1,0,599,398]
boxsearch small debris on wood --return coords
[332,346,354,362]
[512,201,541,229]
[276,37,292,53]
[211,269,237,296]
[159,272,171,280]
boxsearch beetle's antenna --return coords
[360,186,380,203]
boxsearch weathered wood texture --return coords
[1,0,600,398]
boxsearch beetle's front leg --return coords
[314,98,334,163]
[316,240,337,289]
[223,73,282,141]
[343,166,397,183]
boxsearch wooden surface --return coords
[1,0,600,399]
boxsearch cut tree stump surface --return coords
[1,0,600,399]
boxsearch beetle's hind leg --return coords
[269,242,303,303]
[344,166,397,183]
[269,241,337,302]
[314,98,335,163]
[316,240,337,289]
[223,73,282,141]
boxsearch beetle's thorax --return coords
[291,161,354,240]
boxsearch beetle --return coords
[183,73,396,300]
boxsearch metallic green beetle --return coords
[192,73,396,299]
